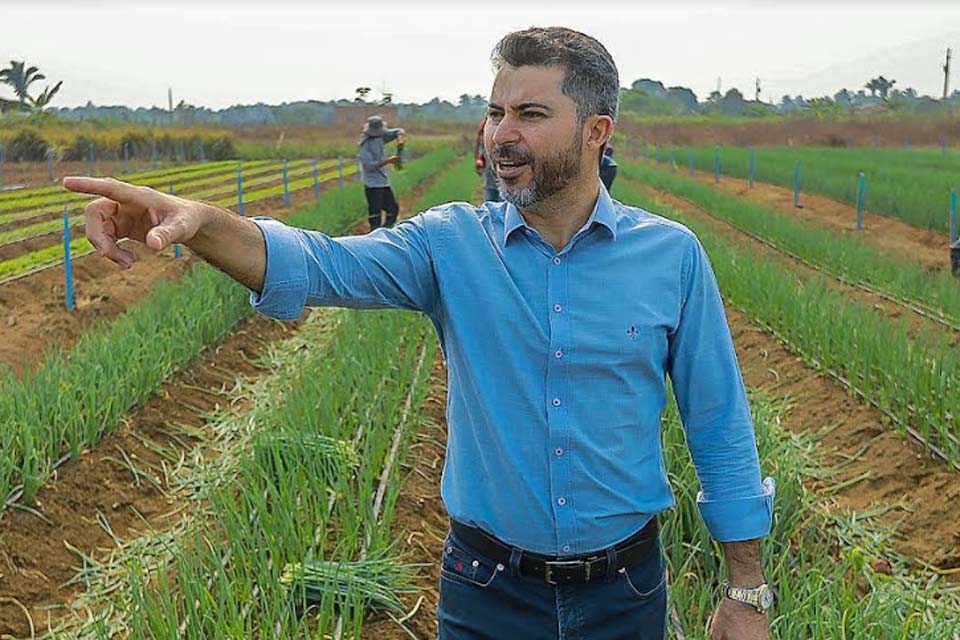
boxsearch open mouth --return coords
[496,159,529,179]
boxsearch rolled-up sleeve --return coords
[248,211,439,321]
[667,235,775,542]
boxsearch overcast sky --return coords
[3,1,960,109]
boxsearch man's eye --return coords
[488,112,504,121]
[523,112,545,119]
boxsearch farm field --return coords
[2,128,960,640]
[642,144,960,233]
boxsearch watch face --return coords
[759,587,775,610]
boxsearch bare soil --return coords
[684,167,951,272]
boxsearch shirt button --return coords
[553,257,561,265]
[562,544,571,553]
[552,398,561,407]
[555,447,563,457]
[554,349,563,359]
[553,304,562,313]
[557,497,566,506]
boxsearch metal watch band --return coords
[723,582,772,613]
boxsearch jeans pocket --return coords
[619,544,666,602]
[440,533,505,589]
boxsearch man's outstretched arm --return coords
[63,176,441,321]
[64,177,268,292]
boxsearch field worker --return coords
[65,26,775,640]
[358,114,405,230]
[474,117,501,202]
[599,143,618,192]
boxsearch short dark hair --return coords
[491,27,619,124]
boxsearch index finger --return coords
[63,176,151,205]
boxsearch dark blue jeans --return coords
[437,528,667,640]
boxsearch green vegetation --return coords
[675,145,959,231]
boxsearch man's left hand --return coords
[708,598,769,640]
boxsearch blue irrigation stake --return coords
[312,158,320,199]
[46,146,55,182]
[151,141,158,169]
[168,182,181,258]
[63,209,75,310]
[714,146,721,183]
[670,147,676,171]
[642,142,648,161]
[199,140,206,162]
[122,142,129,174]
[0,144,4,186]
[654,145,661,164]
[689,148,694,176]
[856,172,866,231]
[87,142,95,176]
[950,188,958,244]
[282,158,290,207]
[338,154,344,188]
[793,160,801,208]
[237,165,245,216]
[748,148,756,188]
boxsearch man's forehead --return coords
[490,65,568,107]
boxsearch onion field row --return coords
[0,160,360,285]
[666,145,959,232]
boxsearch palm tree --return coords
[0,61,46,107]
[31,81,62,109]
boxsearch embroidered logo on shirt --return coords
[626,325,639,339]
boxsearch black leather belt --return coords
[449,517,658,586]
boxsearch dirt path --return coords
[669,163,952,272]
[0,171,442,638]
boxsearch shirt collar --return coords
[502,184,618,248]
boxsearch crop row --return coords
[0,161,360,284]
[669,145,958,232]
[0,158,326,224]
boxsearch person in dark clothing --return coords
[599,143,618,193]
[474,117,501,202]
[358,115,405,231]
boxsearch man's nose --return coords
[490,115,520,147]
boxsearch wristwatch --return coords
[722,582,776,614]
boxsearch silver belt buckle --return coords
[544,559,589,585]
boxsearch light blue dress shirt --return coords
[249,186,774,556]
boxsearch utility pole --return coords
[755,77,761,102]
[944,48,952,100]
[168,87,174,126]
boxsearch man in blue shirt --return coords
[65,26,773,640]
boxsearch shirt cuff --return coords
[248,217,309,320]
[696,477,775,542]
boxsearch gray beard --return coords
[496,131,583,209]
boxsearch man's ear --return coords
[585,114,615,149]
